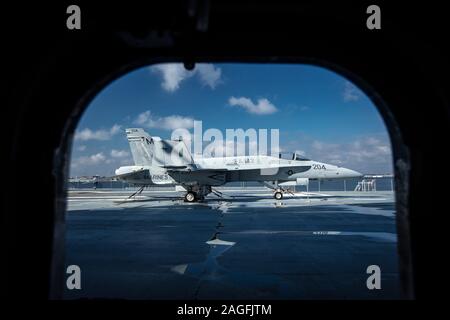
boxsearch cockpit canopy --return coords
[279,152,310,161]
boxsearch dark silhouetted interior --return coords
[3,1,449,305]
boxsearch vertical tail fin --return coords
[126,128,154,166]
[125,128,194,168]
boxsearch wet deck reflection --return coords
[64,190,401,299]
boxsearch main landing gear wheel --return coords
[274,191,283,200]
[184,191,197,202]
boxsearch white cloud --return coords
[77,145,86,152]
[75,124,122,141]
[312,140,339,152]
[158,115,195,130]
[71,152,106,167]
[196,64,222,89]
[135,111,151,126]
[228,96,278,115]
[151,64,194,92]
[109,124,121,135]
[110,149,130,158]
[346,137,391,162]
[150,63,222,92]
[134,110,196,130]
[343,81,361,102]
[284,134,393,174]
[312,137,390,165]
[294,149,307,157]
[70,149,134,176]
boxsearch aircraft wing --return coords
[113,168,151,181]
[166,164,311,186]
[166,168,228,186]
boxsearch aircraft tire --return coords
[274,191,283,200]
[185,191,197,202]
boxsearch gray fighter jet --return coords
[114,128,362,202]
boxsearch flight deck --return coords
[64,188,401,299]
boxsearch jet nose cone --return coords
[350,169,363,178]
[342,168,363,178]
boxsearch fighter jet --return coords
[114,128,363,202]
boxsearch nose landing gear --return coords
[184,191,197,202]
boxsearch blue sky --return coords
[70,63,392,176]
